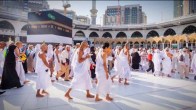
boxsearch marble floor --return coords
[0,71,196,110]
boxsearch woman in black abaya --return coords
[0,45,22,89]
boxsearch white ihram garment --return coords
[112,51,123,78]
[54,50,61,72]
[0,49,5,77]
[70,49,92,90]
[119,49,130,79]
[162,54,172,75]
[191,54,196,74]
[95,49,112,95]
[36,52,51,90]
[152,53,162,74]
[15,51,26,85]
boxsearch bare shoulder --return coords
[39,52,45,58]
[102,52,107,58]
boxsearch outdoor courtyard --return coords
[0,72,196,110]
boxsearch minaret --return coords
[90,0,98,25]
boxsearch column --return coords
[162,43,164,49]
[186,36,188,48]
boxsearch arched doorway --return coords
[74,31,85,37]
[179,39,186,49]
[131,31,143,38]
[129,41,133,48]
[74,31,86,44]
[89,32,99,38]
[147,41,151,49]
[102,32,112,38]
[152,41,157,48]
[0,20,15,42]
[116,32,127,38]
[158,41,162,49]
[134,42,140,48]
[171,40,178,49]
[122,41,126,47]
[140,41,145,48]
[146,30,159,38]
[164,40,170,48]
[182,25,196,34]
[164,28,176,36]
[116,42,121,46]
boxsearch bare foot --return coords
[95,97,102,102]
[42,91,49,95]
[106,96,113,101]
[124,82,129,85]
[65,93,73,100]
[24,80,30,84]
[86,94,95,98]
[36,93,44,97]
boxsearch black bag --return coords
[194,76,196,80]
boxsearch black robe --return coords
[0,45,21,89]
[131,52,141,69]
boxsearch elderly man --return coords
[65,41,94,100]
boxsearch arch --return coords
[102,32,112,38]
[89,32,99,38]
[21,24,29,31]
[146,30,159,38]
[0,20,15,30]
[134,42,140,48]
[131,31,143,38]
[74,30,85,37]
[182,25,196,34]
[116,32,127,38]
[129,41,133,48]
[116,42,121,45]
[164,40,170,48]
[147,41,151,49]
[158,41,162,49]
[164,28,176,36]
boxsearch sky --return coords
[48,0,174,25]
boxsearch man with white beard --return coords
[162,48,172,77]
[119,43,131,85]
[64,41,94,100]
[152,49,162,76]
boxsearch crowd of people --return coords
[0,40,196,101]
